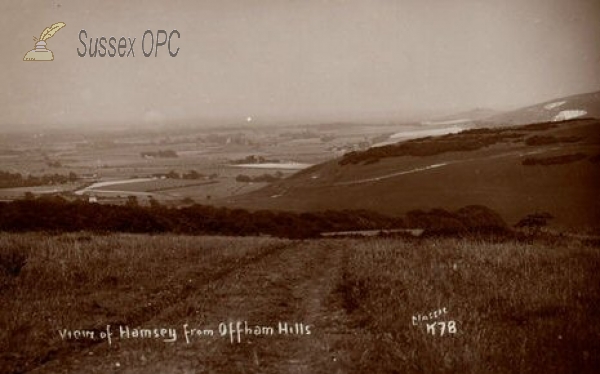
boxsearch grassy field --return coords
[336,236,600,373]
[0,234,290,373]
[1,233,598,373]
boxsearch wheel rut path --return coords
[29,240,352,374]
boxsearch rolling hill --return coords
[420,108,501,126]
[367,91,600,148]
[219,118,600,232]
[481,90,600,126]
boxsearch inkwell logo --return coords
[23,22,66,61]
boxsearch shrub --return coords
[407,205,508,237]
[514,212,553,235]
[455,205,509,232]
[181,197,195,205]
[235,174,252,183]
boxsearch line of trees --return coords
[524,135,581,146]
[230,155,279,165]
[0,196,514,239]
[0,197,403,238]
[140,150,178,158]
[0,171,78,188]
[405,205,509,237]
[339,131,524,165]
[151,170,215,180]
[522,153,587,166]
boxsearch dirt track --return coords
[28,241,350,374]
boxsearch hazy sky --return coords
[1,0,599,128]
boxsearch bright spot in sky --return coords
[246,116,253,122]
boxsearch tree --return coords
[125,196,139,207]
[183,170,202,180]
[181,197,195,205]
[148,197,161,209]
[236,174,252,183]
[166,170,180,179]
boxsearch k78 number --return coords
[426,321,457,336]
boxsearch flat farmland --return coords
[80,178,270,204]
[0,184,79,200]
[163,180,271,202]
[84,179,217,193]
[0,123,426,205]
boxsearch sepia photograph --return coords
[1,0,599,373]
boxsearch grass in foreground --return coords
[0,233,289,374]
[1,233,599,373]
[333,236,600,373]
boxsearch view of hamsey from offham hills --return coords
[1,0,599,373]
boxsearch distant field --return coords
[83,179,216,193]
[0,184,79,199]
[1,233,598,373]
[77,177,272,203]
[230,162,313,170]
[0,124,375,204]
[163,180,269,201]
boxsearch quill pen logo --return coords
[23,22,66,61]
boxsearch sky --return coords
[1,0,599,129]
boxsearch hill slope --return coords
[421,108,502,126]
[220,118,600,232]
[481,90,600,126]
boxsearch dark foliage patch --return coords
[0,247,28,277]
[339,132,524,165]
[405,205,509,238]
[0,197,403,239]
[0,170,78,189]
[525,135,582,146]
[522,153,587,166]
